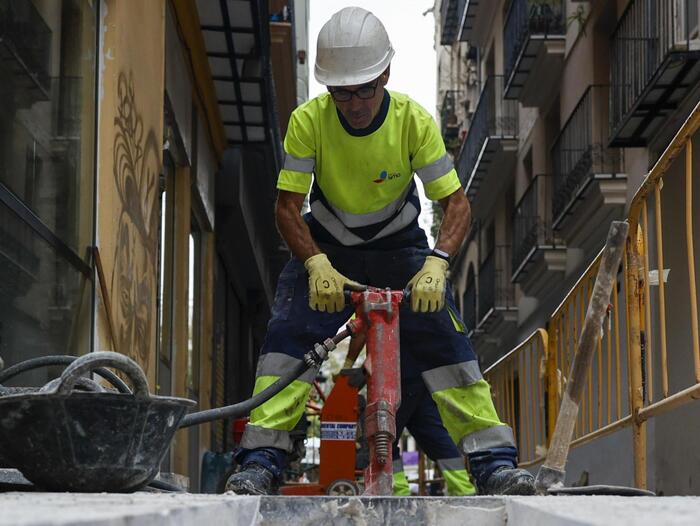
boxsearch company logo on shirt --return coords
[373,170,401,183]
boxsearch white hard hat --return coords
[314,7,394,87]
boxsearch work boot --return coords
[225,463,280,495]
[481,466,536,495]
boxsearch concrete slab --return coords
[257,496,505,526]
[507,496,700,526]
[0,493,260,526]
[3,493,700,525]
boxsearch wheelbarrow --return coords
[0,329,351,493]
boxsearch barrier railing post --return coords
[626,219,648,489]
[545,323,558,446]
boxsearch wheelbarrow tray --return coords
[0,390,194,492]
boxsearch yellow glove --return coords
[304,253,365,313]
[407,256,449,313]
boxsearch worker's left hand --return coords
[406,256,449,313]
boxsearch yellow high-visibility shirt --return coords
[277,90,461,247]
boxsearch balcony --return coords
[503,0,565,106]
[440,90,462,147]
[476,245,517,335]
[460,0,501,47]
[440,0,466,45]
[456,76,518,208]
[511,175,566,296]
[0,0,52,105]
[610,0,700,146]
[552,86,626,251]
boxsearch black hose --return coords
[179,360,309,428]
[179,329,352,429]
[0,356,131,394]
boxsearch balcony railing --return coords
[0,0,52,98]
[551,85,621,226]
[512,174,555,277]
[610,0,700,146]
[478,245,515,326]
[441,0,467,45]
[503,0,565,97]
[440,90,461,143]
[457,76,518,194]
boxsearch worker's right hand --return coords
[304,253,366,313]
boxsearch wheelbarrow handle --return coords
[0,355,131,393]
[52,351,150,399]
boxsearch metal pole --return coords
[627,222,648,489]
[535,221,629,492]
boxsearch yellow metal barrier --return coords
[488,100,700,490]
[484,329,548,467]
[548,249,632,449]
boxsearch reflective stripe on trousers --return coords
[422,360,516,454]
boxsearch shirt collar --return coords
[336,91,391,137]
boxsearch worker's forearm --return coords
[345,331,366,368]
[276,201,321,262]
[435,190,471,257]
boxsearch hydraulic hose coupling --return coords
[304,338,337,368]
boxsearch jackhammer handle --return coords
[342,288,411,304]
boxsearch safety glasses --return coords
[328,79,380,102]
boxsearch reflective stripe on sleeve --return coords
[284,153,315,173]
[422,360,483,392]
[415,154,453,184]
[458,425,516,454]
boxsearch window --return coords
[156,152,176,396]
[187,221,201,397]
[0,0,97,384]
[675,0,700,43]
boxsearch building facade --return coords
[436,0,700,494]
[0,0,305,491]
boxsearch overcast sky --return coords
[307,1,439,243]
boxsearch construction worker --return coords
[226,7,535,496]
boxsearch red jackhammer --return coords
[345,288,405,496]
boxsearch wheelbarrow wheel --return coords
[327,479,359,496]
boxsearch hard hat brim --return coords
[314,48,394,87]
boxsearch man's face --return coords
[329,72,389,129]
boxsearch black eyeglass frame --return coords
[328,79,380,102]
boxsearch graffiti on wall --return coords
[111,71,159,375]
